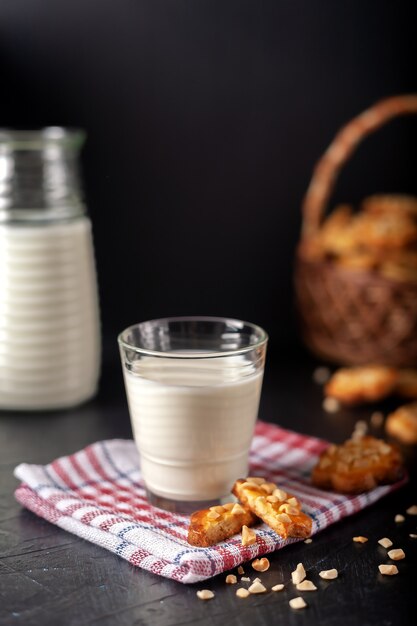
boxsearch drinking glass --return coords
[118,316,268,513]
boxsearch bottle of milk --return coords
[0,128,101,410]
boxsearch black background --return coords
[1,0,417,355]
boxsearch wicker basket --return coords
[294,94,417,366]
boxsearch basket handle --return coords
[301,94,417,238]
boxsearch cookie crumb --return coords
[197,589,214,600]
[371,411,384,428]
[378,564,398,576]
[313,366,331,384]
[291,563,306,585]
[388,548,405,561]
[289,597,307,609]
[252,558,270,572]
[353,536,368,543]
[248,580,267,594]
[226,574,237,584]
[319,569,338,580]
[323,397,340,413]
[378,537,393,548]
[296,580,317,591]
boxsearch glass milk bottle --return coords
[0,128,100,410]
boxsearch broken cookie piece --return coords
[385,402,417,444]
[187,502,257,547]
[324,365,398,406]
[232,477,312,539]
[312,436,404,494]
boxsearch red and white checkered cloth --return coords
[14,421,405,584]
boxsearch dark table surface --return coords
[1,344,416,626]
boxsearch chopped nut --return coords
[226,574,237,584]
[370,411,384,428]
[278,504,300,516]
[287,497,299,507]
[241,525,257,546]
[406,505,417,515]
[304,538,313,544]
[323,397,340,413]
[409,534,417,539]
[378,564,399,576]
[222,502,234,511]
[395,514,405,523]
[237,565,244,575]
[241,577,251,582]
[378,537,393,549]
[207,510,221,520]
[252,558,270,572]
[247,476,265,485]
[260,482,276,494]
[248,580,267,594]
[236,588,250,598]
[289,597,307,610]
[196,589,215,600]
[210,505,225,513]
[271,583,284,591]
[277,512,292,524]
[296,580,317,591]
[319,569,338,580]
[273,488,288,501]
[313,366,331,384]
[266,495,279,503]
[231,503,246,516]
[253,577,261,583]
[353,536,368,543]
[291,563,306,585]
[388,548,405,560]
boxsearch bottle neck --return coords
[0,128,86,224]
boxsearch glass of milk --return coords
[118,317,268,513]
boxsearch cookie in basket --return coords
[362,194,417,219]
[385,402,417,444]
[311,436,404,494]
[324,365,398,405]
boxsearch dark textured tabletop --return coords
[1,344,416,626]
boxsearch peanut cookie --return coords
[232,477,312,539]
[362,194,417,219]
[325,365,398,405]
[311,436,403,493]
[353,211,417,250]
[319,205,359,256]
[187,502,257,547]
[385,402,417,444]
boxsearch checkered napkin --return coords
[14,421,405,584]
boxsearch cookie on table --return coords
[311,436,404,494]
[324,365,398,405]
[385,402,417,445]
[232,477,312,539]
[187,502,257,547]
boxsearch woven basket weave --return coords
[294,94,417,366]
